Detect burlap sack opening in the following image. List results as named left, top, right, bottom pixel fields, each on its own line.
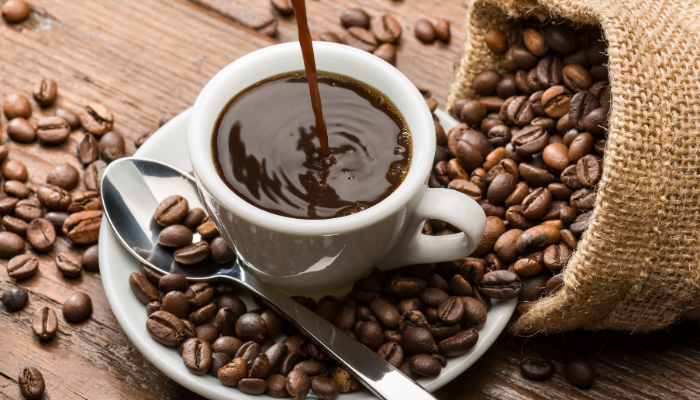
left=448, top=0, right=700, bottom=334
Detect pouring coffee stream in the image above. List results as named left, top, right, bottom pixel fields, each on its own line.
left=292, top=0, right=330, bottom=157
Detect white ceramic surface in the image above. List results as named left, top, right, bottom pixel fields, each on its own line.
left=100, top=108, right=518, bottom=400
left=188, top=42, right=486, bottom=294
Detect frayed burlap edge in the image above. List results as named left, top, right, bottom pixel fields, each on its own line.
left=449, top=0, right=700, bottom=335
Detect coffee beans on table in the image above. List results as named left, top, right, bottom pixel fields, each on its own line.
left=18, top=366, right=45, bottom=400
left=3, top=286, right=29, bottom=312
left=32, top=306, right=58, bottom=340
left=8, top=254, right=39, bottom=279
left=62, top=292, right=92, bottom=322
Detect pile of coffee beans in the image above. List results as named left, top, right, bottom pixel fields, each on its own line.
left=414, top=19, right=451, bottom=45
left=131, top=238, right=521, bottom=398
left=429, top=20, right=607, bottom=388
left=152, top=195, right=235, bottom=265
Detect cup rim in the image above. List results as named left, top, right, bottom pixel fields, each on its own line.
left=188, top=42, right=435, bottom=235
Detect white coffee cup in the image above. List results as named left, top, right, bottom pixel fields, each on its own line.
left=188, top=42, right=485, bottom=295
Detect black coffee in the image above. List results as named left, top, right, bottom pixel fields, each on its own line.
left=213, top=72, right=411, bottom=219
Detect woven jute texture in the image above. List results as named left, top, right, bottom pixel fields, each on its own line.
left=449, top=0, right=700, bottom=334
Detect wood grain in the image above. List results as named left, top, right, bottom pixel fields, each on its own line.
left=1, top=0, right=699, bottom=399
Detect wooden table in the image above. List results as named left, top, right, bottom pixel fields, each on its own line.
left=1, top=0, right=699, bottom=399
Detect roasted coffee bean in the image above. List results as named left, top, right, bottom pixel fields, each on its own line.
left=208, top=352, right=232, bottom=377
left=521, top=187, right=553, bottom=219
left=292, top=359, right=327, bottom=378
left=155, top=195, right=189, bottom=226
left=331, top=365, right=362, bottom=393
left=487, top=172, right=517, bottom=204
left=332, top=305, right=357, bottom=331
left=569, top=91, right=600, bottom=130
left=372, top=43, right=397, bottom=65
left=438, top=328, right=479, bottom=357
left=32, top=78, right=58, bottom=106
left=496, top=76, right=519, bottom=99
left=32, top=306, right=58, bottom=340
left=401, top=327, right=435, bottom=355
left=543, top=243, right=571, bottom=272
left=493, top=228, right=523, bottom=264
left=196, top=217, right=218, bottom=237
left=163, top=291, right=190, bottom=319
left=366, top=298, right=397, bottom=329
left=447, top=179, right=482, bottom=201
left=545, top=25, right=578, bottom=54
left=236, top=313, right=267, bottom=343
left=79, top=102, right=113, bottom=136
left=450, top=274, right=473, bottom=296
left=342, top=27, right=377, bottom=52
left=398, top=310, right=430, bottom=333
left=570, top=211, right=592, bottom=236
left=447, top=158, right=469, bottom=180
left=357, top=320, right=384, bottom=350
left=536, top=55, right=563, bottom=89
left=541, top=85, right=572, bottom=118
left=79, top=133, right=100, bottom=165
left=523, top=28, right=548, bottom=56
left=487, top=125, right=512, bottom=147
left=427, top=273, right=450, bottom=293
left=514, top=70, right=533, bottom=95
left=215, top=307, right=239, bottom=337
left=477, top=270, right=522, bottom=299
left=7, top=118, right=36, bottom=143
left=13, top=199, right=41, bottom=222
left=521, top=355, right=554, bottom=379
left=218, top=357, right=248, bottom=386
left=189, top=303, right=217, bottom=326
left=520, top=274, right=548, bottom=302
left=36, top=116, right=70, bottom=144
left=140, top=264, right=163, bottom=286
left=370, top=14, right=402, bottom=43
left=26, top=219, right=55, bottom=252
left=546, top=274, right=565, bottom=296
left=516, top=224, right=561, bottom=254
left=484, top=27, right=508, bottom=55
left=352, top=278, right=382, bottom=304
left=55, top=252, right=82, bottom=277
left=3, top=93, right=31, bottom=119
left=563, top=64, right=592, bottom=92
left=310, top=375, right=340, bottom=400
left=285, top=370, right=310, bottom=399
left=561, top=228, right=578, bottom=249
left=460, top=296, right=487, bottom=329
left=213, top=336, right=244, bottom=358
left=18, top=366, right=45, bottom=400
left=247, top=353, right=271, bottom=380
left=263, top=342, right=288, bottom=369
left=159, top=273, right=188, bottom=293
left=2, top=285, right=28, bottom=312
left=505, top=181, right=530, bottom=207
left=570, top=187, right=597, bottom=211
left=62, top=210, right=102, bottom=245
left=397, top=298, right=421, bottom=315
left=473, top=70, right=503, bottom=96
left=565, top=351, right=595, bottom=388
left=8, top=254, right=38, bottom=279
left=146, top=301, right=164, bottom=316
left=63, top=292, right=92, bottom=322
left=409, top=354, right=441, bottom=377
left=37, top=184, right=71, bottom=211
left=185, top=282, right=214, bottom=308
left=576, top=154, right=601, bottom=187
left=389, top=276, right=426, bottom=297
left=434, top=18, right=451, bottom=42
left=84, top=160, right=107, bottom=191
left=129, top=272, right=161, bottom=304
left=3, top=215, right=28, bottom=235
left=513, top=253, right=543, bottom=277
left=0, top=230, right=25, bottom=258
left=512, top=125, right=548, bottom=156
left=180, top=207, right=205, bottom=230
left=376, top=342, right=404, bottom=367
left=340, top=8, right=369, bottom=28
left=506, top=205, right=536, bottom=230
left=2, top=159, right=28, bottom=182
left=507, top=96, right=535, bottom=126
left=158, top=224, right=193, bottom=247
left=518, top=163, right=555, bottom=187
left=437, top=296, right=464, bottom=325
left=278, top=352, right=301, bottom=376
left=56, top=108, right=80, bottom=129
left=216, top=295, right=247, bottom=319
left=98, top=131, right=126, bottom=162
left=414, top=19, right=436, bottom=43
left=583, top=107, right=608, bottom=135
left=46, top=163, right=80, bottom=191
left=182, top=338, right=213, bottom=374
left=511, top=45, right=538, bottom=70
left=417, top=287, right=449, bottom=308
left=460, top=100, right=488, bottom=127
left=174, top=241, right=210, bottom=264
left=567, top=131, right=594, bottom=163
left=265, top=374, right=288, bottom=398
left=313, top=295, right=340, bottom=323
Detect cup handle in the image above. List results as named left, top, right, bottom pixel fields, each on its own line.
left=377, top=187, right=486, bottom=271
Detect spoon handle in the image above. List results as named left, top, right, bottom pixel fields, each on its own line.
left=220, top=261, right=437, bottom=400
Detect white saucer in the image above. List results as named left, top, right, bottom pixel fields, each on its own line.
left=99, top=108, right=517, bottom=400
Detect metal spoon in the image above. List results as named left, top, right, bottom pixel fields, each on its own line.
left=100, top=157, right=437, bottom=400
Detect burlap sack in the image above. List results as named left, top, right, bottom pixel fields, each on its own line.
left=448, top=0, right=700, bottom=334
